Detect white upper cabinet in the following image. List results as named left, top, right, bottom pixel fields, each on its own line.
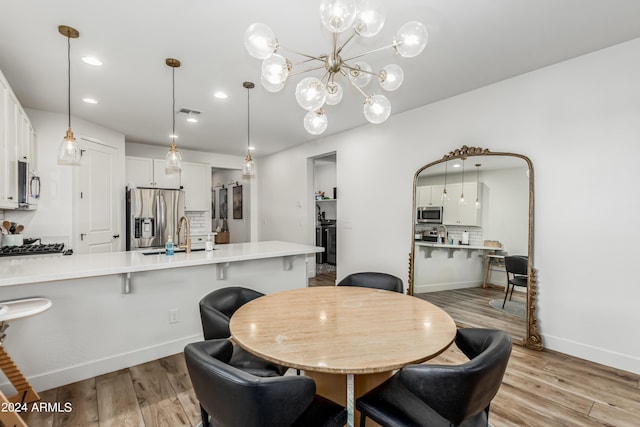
left=442, top=182, right=483, bottom=226
left=0, top=70, right=35, bottom=209
left=417, top=184, right=444, bottom=207
left=180, top=161, right=211, bottom=211
left=125, top=156, right=180, bottom=189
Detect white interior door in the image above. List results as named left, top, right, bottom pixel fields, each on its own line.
left=75, top=138, right=119, bottom=253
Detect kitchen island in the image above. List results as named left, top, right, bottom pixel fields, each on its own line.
left=414, top=240, right=500, bottom=293
left=0, top=241, right=322, bottom=393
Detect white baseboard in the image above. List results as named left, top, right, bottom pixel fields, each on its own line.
left=542, top=333, right=640, bottom=375
left=413, top=281, right=480, bottom=293
left=0, top=334, right=203, bottom=394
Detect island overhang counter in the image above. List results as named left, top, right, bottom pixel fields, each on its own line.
left=0, top=241, right=322, bottom=393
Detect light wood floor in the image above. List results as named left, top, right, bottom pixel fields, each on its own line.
left=416, top=287, right=527, bottom=343
left=19, top=273, right=640, bottom=426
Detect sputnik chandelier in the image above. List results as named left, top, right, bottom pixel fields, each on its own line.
left=244, top=0, right=428, bottom=135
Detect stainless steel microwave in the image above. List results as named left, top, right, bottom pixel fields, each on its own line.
left=18, top=160, right=40, bottom=210
left=417, top=206, right=443, bottom=224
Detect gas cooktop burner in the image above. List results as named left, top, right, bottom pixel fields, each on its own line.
left=0, top=243, right=69, bottom=257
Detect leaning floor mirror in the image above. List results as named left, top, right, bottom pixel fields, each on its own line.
left=409, top=145, right=542, bottom=350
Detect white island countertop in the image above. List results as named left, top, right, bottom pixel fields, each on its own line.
left=0, top=241, right=322, bottom=288
left=415, top=241, right=500, bottom=251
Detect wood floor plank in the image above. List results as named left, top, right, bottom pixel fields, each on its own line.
left=129, top=360, right=177, bottom=406
left=139, top=397, right=191, bottom=427
left=96, top=371, right=144, bottom=427
left=589, top=402, right=640, bottom=427
left=176, top=389, right=201, bottom=426
left=52, top=378, right=99, bottom=427
left=19, top=388, right=57, bottom=427
left=159, top=353, right=193, bottom=395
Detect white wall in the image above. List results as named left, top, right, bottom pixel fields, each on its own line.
left=258, top=38, right=640, bottom=374
left=4, top=110, right=126, bottom=249
left=211, top=168, right=251, bottom=243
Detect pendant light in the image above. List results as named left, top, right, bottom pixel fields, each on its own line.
left=57, top=25, right=81, bottom=165
left=475, top=163, right=481, bottom=209
left=165, top=58, right=182, bottom=172
left=459, top=159, right=466, bottom=205
left=441, top=161, right=449, bottom=202
left=242, top=81, right=255, bottom=176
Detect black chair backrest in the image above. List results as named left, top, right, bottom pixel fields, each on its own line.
left=504, top=255, right=528, bottom=276
left=184, top=339, right=316, bottom=427
left=199, top=287, right=264, bottom=340
left=399, top=328, right=512, bottom=425
left=336, top=272, right=404, bottom=293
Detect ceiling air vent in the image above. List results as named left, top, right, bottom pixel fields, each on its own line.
left=178, top=107, right=201, bottom=115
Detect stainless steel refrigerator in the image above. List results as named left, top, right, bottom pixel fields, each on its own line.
left=126, top=187, right=185, bottom=250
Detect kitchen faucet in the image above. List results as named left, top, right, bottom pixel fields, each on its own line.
left=436, top=224, right=448, bottom=244
left=177, top=216, right=191, bottom=253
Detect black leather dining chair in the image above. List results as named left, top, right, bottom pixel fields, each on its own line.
left=336, top=272, right=404, bottom=293
left=199, top=286, right=287, bottom=377
left=356, top=328, right=512, bottom=427
left=184, top=339, right=347, bottom=427
left=503, top=255, right=528, bottom=309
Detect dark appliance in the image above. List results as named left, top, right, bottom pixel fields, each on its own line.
left=18, top=160, right=40, bottom=210
left=416, top=206, right=443, bottom=224
left=326, top=225, right=336, bottom=265
left=126, top=187, right=185, bottom=250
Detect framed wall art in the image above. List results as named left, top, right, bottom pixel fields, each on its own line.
left=233, top=185, right=243, bottom=219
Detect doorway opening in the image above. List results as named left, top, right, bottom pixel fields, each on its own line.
left=313, top=153, right=337, bottom=277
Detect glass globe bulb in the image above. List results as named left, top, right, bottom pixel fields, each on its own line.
left=261, top=54, right=289, bottom=85
left=325, top=81, right=343, bottom=105
left=244, top=23, right=278, bottom=59
left=320, top=0, right=357, bottom=33
left=379, top=64, right=404, bottom=91
left=261, top=75, right=285, bottom=93
left=393, top=21, right=428, bottom=58
left=57, top=128, right=81, bottom=165
left=295, top=77, right=326, bottom=111
left=348, top=61, right=372, bottom=87
left=243, top=152, right=255, bottom=176
left=363, top=94, right=391, bottom=124
left=166, top=143, right=182, bottom=172
left=304, top=110, right=328, bottom=135
left=353, top=0, right=385, bottom=37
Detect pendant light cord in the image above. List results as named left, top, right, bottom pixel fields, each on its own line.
left=247, top=87, right=250, bottom=150
left=67, top=35, right=71, bottom=129
left=172, top=67, right=176, bottom=142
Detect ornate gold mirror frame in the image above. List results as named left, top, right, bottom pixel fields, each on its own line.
left=408, top=145, right=542, bottom=350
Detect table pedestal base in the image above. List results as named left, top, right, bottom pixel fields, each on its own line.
left=306, top=371, right=392, bottom=427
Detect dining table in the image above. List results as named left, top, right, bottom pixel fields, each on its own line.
left=230, top=286, right=457, bottom=427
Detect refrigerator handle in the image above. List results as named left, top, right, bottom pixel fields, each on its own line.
left=159, top=193, right=167, bottom=241
left=155, top=193, right=162, bottom=239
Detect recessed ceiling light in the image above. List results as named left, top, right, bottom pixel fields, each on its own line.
left=452, top=163, right=461, bottom=168
left=82, top=97, right=98, bottom=104
left=214, top=91, right=228, bottom=100
left=81, top=56, right=103, bottom=66
left=186, top=117, right=198, bottom=123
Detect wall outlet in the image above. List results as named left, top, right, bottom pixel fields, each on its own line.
left=168, top=308, right=179, bottom=324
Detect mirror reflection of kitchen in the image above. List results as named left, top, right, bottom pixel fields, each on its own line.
left=413, top=155, right=529, bottom=342
left=314, top=153, right=337, bottom=276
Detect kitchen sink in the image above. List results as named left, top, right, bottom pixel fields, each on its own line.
left=142, top=247, right=209, bottom=256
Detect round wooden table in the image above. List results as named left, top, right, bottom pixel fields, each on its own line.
left=230, top=286, right=456, bottom=426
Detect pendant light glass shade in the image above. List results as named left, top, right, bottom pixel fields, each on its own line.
left=166, top=142, right=182, bottom=172
left=57, top=26, right=81, bottom=165
left=459, top=159, right=466, bottom=205
left=243, top=82, right=256, bottom=176
left=165, top=58, right=182, bottom=172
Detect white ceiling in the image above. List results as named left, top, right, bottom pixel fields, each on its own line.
left=1, top=0, right=640, bottom=158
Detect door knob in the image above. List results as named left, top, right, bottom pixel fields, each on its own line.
left=113, top=234, right=120, bottom=239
